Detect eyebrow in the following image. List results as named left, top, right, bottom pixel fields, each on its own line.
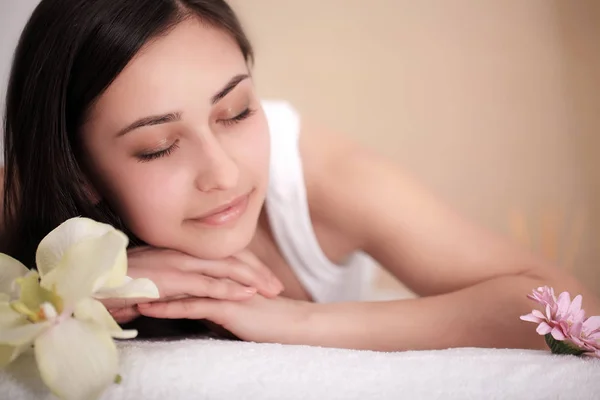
left=116, top=112, right=181, bottom=137
left=116, top=74, right=250, bottom=137
left=211, top=73, right=250, bottom=105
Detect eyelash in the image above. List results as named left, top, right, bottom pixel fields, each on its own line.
left=137, top=140, right=180, bottom=163
left=136, top=108, right=256, bottom=162
left=218, top=107, right=256, bottom=126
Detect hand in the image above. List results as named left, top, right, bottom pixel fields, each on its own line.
left=103, top=247, right=284, bottom=324
left=137, top=294, right=313, bottom=345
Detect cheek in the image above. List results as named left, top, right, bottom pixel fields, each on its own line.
left=103, top=165, right=189, bottom=238
left=231, top=111, right=271, bottom=186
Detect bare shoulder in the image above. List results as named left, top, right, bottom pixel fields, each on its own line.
left=298, top=121, right=369, bottom=261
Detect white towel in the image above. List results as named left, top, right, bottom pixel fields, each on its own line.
left=1, top=338, right=598, bottom=400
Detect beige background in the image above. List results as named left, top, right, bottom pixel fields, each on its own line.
left=227, top=0, right=600, bottom=298
left=0, top=1, right=598, bottom=297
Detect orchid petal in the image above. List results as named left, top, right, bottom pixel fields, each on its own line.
left=40, top=230, right=128, bottom=305
left=102, top=248, right=129, bottom=289
left=0, top=302, right=27, bottom=328
left=0, top=254, right=29, bottom=295
left=74, top=298, right=137, bottom=339
left=35, top=318, right=119, bottom=400
left=0, top=304, right=35, bottom=368
left=0, top=321, right=50, bottom=346
left=94, top=277, right=159, bottom=300
left=36, top=218, right=117, bottom=277
left=14, top=271, right=63, bottom=317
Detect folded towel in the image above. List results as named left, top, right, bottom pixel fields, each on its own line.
left=1, top=338, right=598, bottom=400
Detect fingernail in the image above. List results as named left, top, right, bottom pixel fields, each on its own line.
left=244, top=287, right=257, bottom=295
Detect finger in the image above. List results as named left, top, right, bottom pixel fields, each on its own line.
left=175, top=257, right=279, bottom=298
left=206, top=259, right=281, bottom=298
left=160, top=272, right=257, bottom=301
left=233, top=252, right=284, bottom=295
left=130, top=248, right=283, bottom=298
left=100, top=298, right=142, bottom=310
left=137, top=298, right=226, bottom=325
left=181, top=259, right=257, bottom=287
left=109, top=307, right=140, bottom=324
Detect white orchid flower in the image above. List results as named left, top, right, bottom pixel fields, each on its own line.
left=0, top=217, right=159, bottom=400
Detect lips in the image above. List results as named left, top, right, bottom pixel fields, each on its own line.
left=191, top=191, right=252, bottom=227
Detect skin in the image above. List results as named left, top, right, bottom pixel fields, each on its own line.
left=9, top=18, right=600, bottom=351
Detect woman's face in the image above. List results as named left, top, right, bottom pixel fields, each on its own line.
left=81, top=19, right=270, bottom=260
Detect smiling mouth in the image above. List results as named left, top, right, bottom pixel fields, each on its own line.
left=190, top=191, right=253, bottom=227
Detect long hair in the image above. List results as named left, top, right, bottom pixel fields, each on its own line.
left=2, top=0, right=253, bottom=268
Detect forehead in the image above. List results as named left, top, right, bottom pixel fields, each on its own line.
left=88, top=19, right=248, bottom=125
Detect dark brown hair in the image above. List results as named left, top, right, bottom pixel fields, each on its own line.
left=3, top=0, right=253, bottom=268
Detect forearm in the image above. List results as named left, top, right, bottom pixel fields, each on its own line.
left=297, top=273, right=600, bottom=352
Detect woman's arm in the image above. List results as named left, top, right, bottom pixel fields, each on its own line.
left=297, top=123, right=600, bottom=351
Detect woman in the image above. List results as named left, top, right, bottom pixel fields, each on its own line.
left=2, top=0, right=597, bottom=351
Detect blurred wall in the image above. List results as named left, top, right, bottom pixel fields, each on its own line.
left=0, top=1, right=598, bottom=296
left=228, top=0, right=600, bottom=297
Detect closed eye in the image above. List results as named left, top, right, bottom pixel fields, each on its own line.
left=218, top=107, right=255, bottom=126
left=137, top=140, right=180, bottom=163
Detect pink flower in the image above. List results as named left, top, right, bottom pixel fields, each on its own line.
left=520, top=286, right=600, bottom=357
left=527, top=286, right=556, bottom=308
left=569, top=316, right=600, bottom=358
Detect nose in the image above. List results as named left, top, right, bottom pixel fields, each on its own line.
left=194, top=135, right=240, bottom=193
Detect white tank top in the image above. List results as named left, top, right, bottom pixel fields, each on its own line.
left=262, top=100, right=375, bottom=303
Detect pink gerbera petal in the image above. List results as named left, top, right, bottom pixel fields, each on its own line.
left=545, top=304, right=553, bottom=320
left=556, top=292, right=571, bottom=316
left=568, top=295, right=583, bottom=315
left=536, top=322, right=552, bottom=335
left=551, top=326, right=566, bottom=340
left=584, top=316, right=600, bottom=334
left=572, top=309, right=586, bottom=325
left=520, top=313, right=543, bottom=323
left=570, top=321, right=583, bottom=337
left=585, top=349, right=600, bottom=358
left=527, top=286, right=556, bottom=307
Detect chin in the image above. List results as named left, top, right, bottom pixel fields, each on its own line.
left=186, top=234, right=252, bottom=260
left=179, top=211, right=261, bottom=260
